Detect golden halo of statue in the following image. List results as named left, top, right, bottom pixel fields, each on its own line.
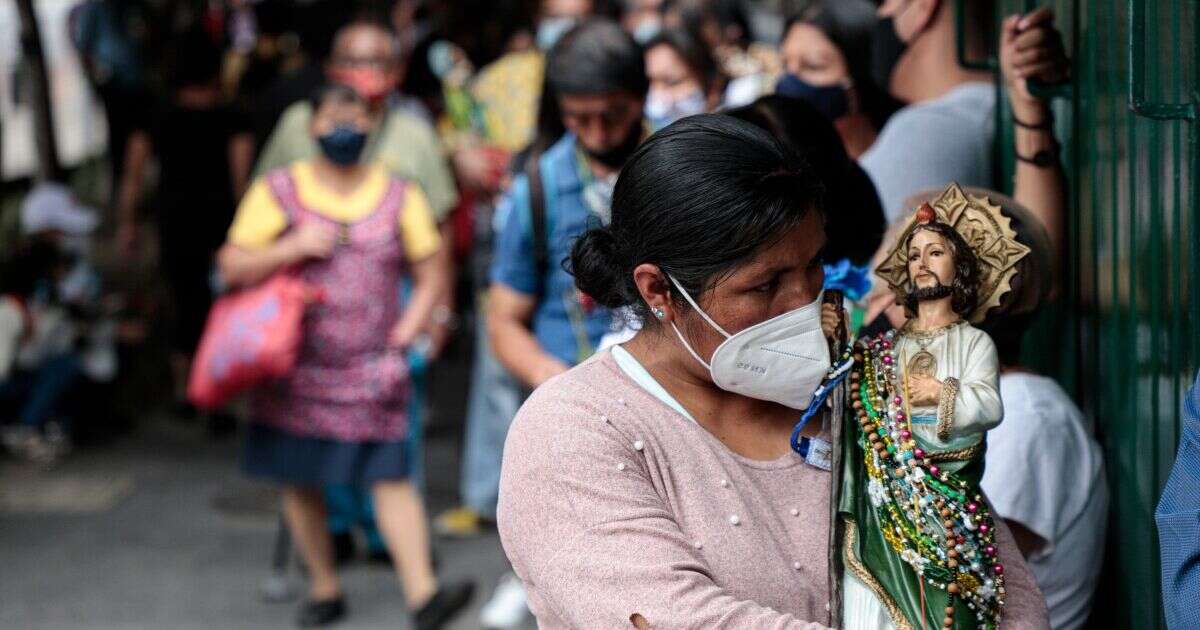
left=875, top=183, right=1032, bottom=323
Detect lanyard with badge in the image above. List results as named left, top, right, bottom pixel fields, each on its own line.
left=791, top=290, right=853, bottom=471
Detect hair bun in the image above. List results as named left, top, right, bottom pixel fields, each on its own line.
left=570, top=228, right=631, bottom=309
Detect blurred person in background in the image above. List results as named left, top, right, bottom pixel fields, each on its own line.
left=0, top=184, right=114, bottom=464
left=980, top=12, right=1096, bottom=630
left=776, top=1, right=899, bottom=159
left=479, top=18, right=648, bottom=628
left=622, top=0, right=666, bottom=44
left=217, top=84, right=470, bottom=628
left=665, top=0, right=780, bottom=107
left=0, top=239, right=78, bottom=465
left=643, top=27, right=723, bottom=131
left=488, top=16, right=644, bottom=399
left=255, top=20, right=458, bottom=305
left=724, top=95, right=885, bottom=267
left=115, top=29, right=254, bottom=434
left=255, top=15, right=458, bottom=353
left=860, top=0, right=1066, bottom=223
left=248, top=0, right=348, bottom=152
left=251, top=16, right=460, bottom=565
left=435, top=0, right=599, bottom=542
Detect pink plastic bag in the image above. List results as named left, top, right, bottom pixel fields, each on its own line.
left=187, top=274, right=318, bottom=409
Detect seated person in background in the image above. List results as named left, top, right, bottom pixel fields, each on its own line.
left=0, top=184, right=110, bottom=463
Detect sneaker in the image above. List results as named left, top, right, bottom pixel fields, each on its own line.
left=480, top=573, right=528, bottom=629
left=434, top=506, right=494, bottom=538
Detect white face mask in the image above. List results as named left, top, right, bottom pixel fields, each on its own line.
left=668, top=275, right=831, bottom=410
left=645, top=89, right=707, bottom=130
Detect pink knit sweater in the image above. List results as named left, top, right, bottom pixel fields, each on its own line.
left=498, top=351, right=1049, bottom=629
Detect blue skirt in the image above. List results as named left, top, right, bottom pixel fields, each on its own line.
left=241, top=423, right=411, bottom=486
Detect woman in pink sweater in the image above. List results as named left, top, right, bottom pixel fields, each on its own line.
left=496, top=115, right=1048, bottom=629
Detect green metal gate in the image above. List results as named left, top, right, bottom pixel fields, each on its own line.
left=973, top=1, right=1198, bottom=627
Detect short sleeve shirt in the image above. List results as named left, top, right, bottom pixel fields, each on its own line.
left=859, top=82, right=996, bottom=223
left=253, top=101, right=459, bottom=222
left=982, top=372, right=1108, bottom=630
left=489, top=133, right=611, bottom=366
left=227, top=161, right=441, bottom=262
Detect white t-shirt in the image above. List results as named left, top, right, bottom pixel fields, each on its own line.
left=982, top=372, right=1108, bottom=630
left=859, top=82, right=996, bottom=223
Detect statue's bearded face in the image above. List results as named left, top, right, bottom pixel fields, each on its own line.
left=906, top=228, right=956, bottom=302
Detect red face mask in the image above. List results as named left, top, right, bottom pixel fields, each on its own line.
left=329, top=67, right=398, bottom=104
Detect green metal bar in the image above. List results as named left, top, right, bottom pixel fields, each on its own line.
left=1106, top=2, right=1130, bottom=624
left=1146, top=0, right=1162, bottom=530
left=1168, top=2, right=1184, bottom=473
left=1128, top=0, right=1199, bottom=121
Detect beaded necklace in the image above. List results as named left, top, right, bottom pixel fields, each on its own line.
left=850, top=329, right=1005, bottom=629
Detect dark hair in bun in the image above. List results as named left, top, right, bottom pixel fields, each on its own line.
left=570, top=114, right=824, bottom=323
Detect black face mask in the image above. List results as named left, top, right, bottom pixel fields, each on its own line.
left=317, top=125, right=367, bottom=166
left=582, top=124, right=643, bottom=169
left=870, top=16, right=908, bottom=96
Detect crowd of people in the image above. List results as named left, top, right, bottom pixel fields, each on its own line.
left=4, top=0, right=1195, bottom=628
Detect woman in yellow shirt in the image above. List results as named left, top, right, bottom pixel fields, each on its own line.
left=217, top=84, right=470, bottom=628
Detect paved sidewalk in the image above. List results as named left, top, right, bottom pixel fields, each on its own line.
left=0, top=417, right=527, bottom=629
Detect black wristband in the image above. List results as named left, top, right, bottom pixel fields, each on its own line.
left=1012, top=112, right=1054, bottom=130
left=1015, top=146, right=1059, bottom=167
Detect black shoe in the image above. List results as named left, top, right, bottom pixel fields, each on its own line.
left=297, top=596, right=346, bottom=627
left=414, top=582, right=474, bottom=630
left=332, top=532, right=356, bottom=566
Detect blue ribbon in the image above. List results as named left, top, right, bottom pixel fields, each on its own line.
left=790, top=362, right=853, bottom=454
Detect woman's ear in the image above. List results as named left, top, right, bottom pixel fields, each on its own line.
left=632, top=263, right=672, bottom=322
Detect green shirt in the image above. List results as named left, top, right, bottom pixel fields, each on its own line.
left=253, top=102, right=459, bottom=222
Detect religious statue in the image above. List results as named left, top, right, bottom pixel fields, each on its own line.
left=836, top=183, right=1031, bottom=630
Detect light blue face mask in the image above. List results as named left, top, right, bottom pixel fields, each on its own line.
left=632, top=19, right=662, bottom=45
left=537, top=16, right=579, bottom=50
left=644, top=89, right=707, bottom=130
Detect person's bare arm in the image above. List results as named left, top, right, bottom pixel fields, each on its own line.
left=116, top=130, right=153, bottom=253
left=487, top=283, right=569, bottom=389
left=418, top=221, right=457, bottom=359
left=1001, top=8, right=1069, bottom=299
left=389, top=247, right=451, bottom=350
left=216, top=223, right=335, bottom=288
left=227, top=132, right=255, bottom=200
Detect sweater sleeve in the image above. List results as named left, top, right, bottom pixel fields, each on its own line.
left=497, top=381, right=831, bottom=630
left=988, top=497, right=1051, bottom=630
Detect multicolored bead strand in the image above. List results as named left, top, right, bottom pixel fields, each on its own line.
left=850, top=331, right=1005, bottom=629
